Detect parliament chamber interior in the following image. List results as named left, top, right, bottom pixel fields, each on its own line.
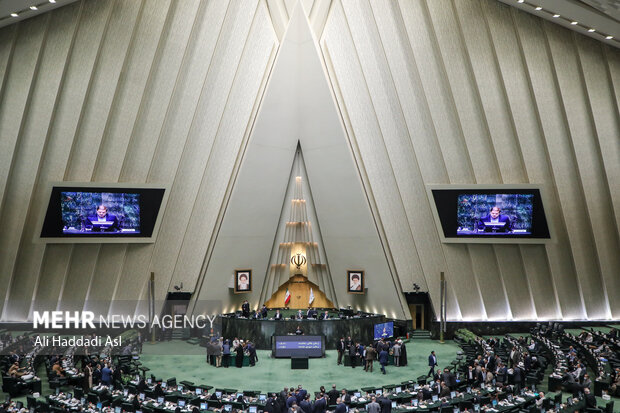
left=0, top=0, right=618, bottom=412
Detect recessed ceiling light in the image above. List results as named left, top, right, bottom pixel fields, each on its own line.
left=588, top=28, right=595, bottom=32
left=606, top=35, right=613, bottom=40
left=30, top=5, right=38, bottom=10
left=10, top=12, right=18, bottom=17
left=517, top=0, right=524, bottom=3
left=49, top=0, right=56, bottom=3
left=535, top=6, right=542, bottom=10
left=553, top=14, right=560, bottom=18
left=571, top=21, right=578, bottom=25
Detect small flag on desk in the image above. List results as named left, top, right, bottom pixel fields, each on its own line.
left=309, top=288, right=315, bottom=305
left=284, top=288, right=291, bottom=306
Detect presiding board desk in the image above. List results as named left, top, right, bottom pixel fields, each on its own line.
left=221, top=314, right=385, bottom=350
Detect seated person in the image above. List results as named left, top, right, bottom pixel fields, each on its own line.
left=274, top=309, right=283, bottom=320
left=8, top=362, right=25, bottom=378
left=306, top=308, right=317, bottom=319
left=320, top=311, right=330, bottom=320
left=296, top=310, right=303, bottom=320
left=85, top=205, right=120, bottom=232
left=295, top=325, right=303, bottom=336
left=477, top=206, right=512, bottom=233
left=52, top=361, right=65, bottom=377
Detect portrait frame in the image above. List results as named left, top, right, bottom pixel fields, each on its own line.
left=347, top=270, right=364, bottom=294
left=234, top=270, right=252, bottom=293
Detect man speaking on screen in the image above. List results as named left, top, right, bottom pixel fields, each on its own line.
left=86, top=205, right=120, bottom=232
left=477, top=206, right=512, bottom=233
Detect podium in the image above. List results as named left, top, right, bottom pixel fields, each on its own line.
left=291, top=357, right=308, bottom=369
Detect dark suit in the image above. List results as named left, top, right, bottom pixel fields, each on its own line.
left=428, top=354, right=438, bottom=376
left=313, top=398, right=326, bottom=413
left=477, top=214, right=511, bottom=232
left=300, top=400, right=312, bottom=413
left=379, top=350, right=388, bottom=374
left=241, top=302, right=250, bottom=318
left=334, top=403, right=346, bottom=413
left=86, top=213, right=120, bottom=232
left=274, top=312, right=283, bottom=320
left=377, top=397, right=392, bottom=413
left=327, top=390, right=339, bottom=406
left=337, top=340, right=345, bottom=365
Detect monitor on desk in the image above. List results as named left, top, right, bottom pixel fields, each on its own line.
left=139, top=393, right=145, bottom=401
left=178, top=385, right=184, bottom=392
left=474, top=404, right=480, bottom=412
left=249, top=406, right=258, bottom=413
left=124, top=389, right=129, bottom=396
left=147, top=378, right=152, bottom=384
left=224, top=404, right=232, bottom=412
left=161, top=382, right=167, bottom=389
left=96, top=402, right=102, bottom=409
left=201, top=402, right=208, bottom=410
left=15, top=402, right=23, bottom=410
left=196, top=388, right=203, bottom=395
left=259, top=394, right=267, bottom=402
left=450, top=391, right=456, bottom=399
left=216, top=391, right=222, bottom=398
left=157, top=396, right=164, bottom=404
left=178, top=399, right=186, bottom=407
left=375, top=390, right=382, bottom=395
left=237, top=392, right=243, bottom=398
left=67, top=393, right=72, bottom=400
left=391, top=401, right=397, bottom=408
left=80, top=397, right=85, bottom=405
left=395, top=387, right=401, bottom=393
left=354, top=392, right=361, bottom=398
left=114, top=407, right=121, bottom=413
left=411, top=399, right=418, bottom=407
left=432, top=395, right=438, bottom=402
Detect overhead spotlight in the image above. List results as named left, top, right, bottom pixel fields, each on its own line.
left=553, top=14, right=560, bottom=18
left=571, top=21, right=578, bottom=25
left=588, top=28, right=595, bottom=32
left=535, top=6, right=542, bottom=10
left=10, top=12, right=18, bottom=17
left=49, top=0, right=56, bottom=3
left=606, top=35, right=614, bottom=40
left=30, top=5, right=38, bottom=10
left=517, top=0, right=524, bottom=3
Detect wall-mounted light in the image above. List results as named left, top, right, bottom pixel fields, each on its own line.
left=290, top=253, right=306, bottom=269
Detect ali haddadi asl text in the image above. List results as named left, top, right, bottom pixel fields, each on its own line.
left=34, top=335, right=121, bottom=348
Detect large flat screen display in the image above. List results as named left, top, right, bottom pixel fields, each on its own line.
left=273, top=335, right=324, bottom=358
left=429, top=185, right=550, bottom=243
left=374, top=321, right=394, bottom=340
left=40, top=184, right=167, bottom=243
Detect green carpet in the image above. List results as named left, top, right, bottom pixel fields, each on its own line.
left=139, top=340, right=460, bottom=393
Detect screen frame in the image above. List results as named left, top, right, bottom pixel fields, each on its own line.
left=272, top=335, right=325, bottom=358
left=426, top=184, right=553, bottom=244
left=36, top=182, right=170, bottom=244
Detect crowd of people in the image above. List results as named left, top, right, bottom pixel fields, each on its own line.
left=335, top=337, right=406, bottom=375
left=205, top=338, right=258, bottom=368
